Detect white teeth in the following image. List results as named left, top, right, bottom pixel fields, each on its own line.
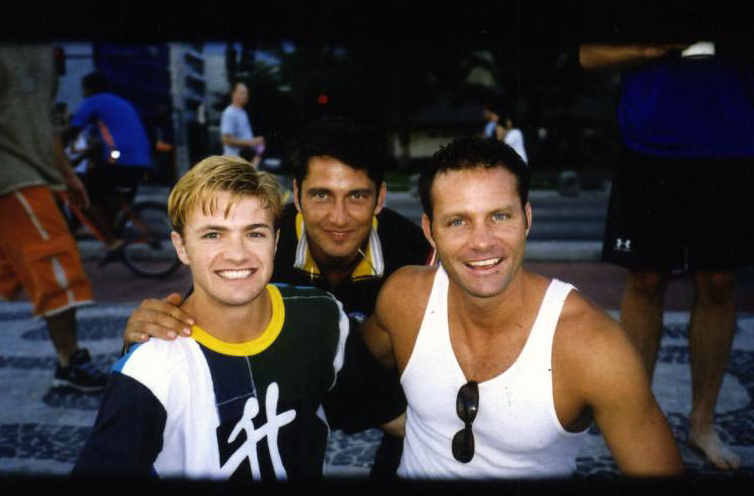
left=218, top=269, right=252, bottom=279
left=467, top=258, right=501, bottom=267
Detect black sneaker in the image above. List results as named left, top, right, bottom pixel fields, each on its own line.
left=52, top=348, right=108, bottom=393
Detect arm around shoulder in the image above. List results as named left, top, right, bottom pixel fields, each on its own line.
left=579, top=43, right=688, bottom=71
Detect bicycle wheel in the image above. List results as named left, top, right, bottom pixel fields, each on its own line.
left=117, top=201, right=182, bottom=278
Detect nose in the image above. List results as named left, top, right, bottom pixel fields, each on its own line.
left=223, top=233, right=251, bottom=263
left=327, top=198, right=349, bottom=227
left=468, top=221, right=493, bottom=250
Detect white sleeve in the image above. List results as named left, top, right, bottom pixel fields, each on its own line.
left=504, top=129, right=528, bottom=163
left=329, top=296, right=350, bottom=389
left=220, top=108, right=234, bottom=136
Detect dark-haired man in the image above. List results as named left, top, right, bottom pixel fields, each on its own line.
left=123, top=116, right=433, bottom=478
left=361, top=136, right=682, bottom=478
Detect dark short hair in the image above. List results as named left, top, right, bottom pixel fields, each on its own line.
left=419, top=136, right=530, bottom=221
left=289, top=116, right=386, bottom=192
left=82, top=71, right=109, bottom=94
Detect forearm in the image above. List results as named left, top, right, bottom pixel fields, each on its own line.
left=53, top=135, right=77, bottom=181
left=222, top=134, right=253, bottom=147
left=602, top=401, right=683, bottom=476
left=579, top=43, right=685, bottom=71
left=380, top=412, right=406, bottom=437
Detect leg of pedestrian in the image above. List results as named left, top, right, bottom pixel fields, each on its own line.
left=688, top=271, right=741, bottom=470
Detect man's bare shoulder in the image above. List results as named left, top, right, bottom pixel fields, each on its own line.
left=376, top=265, right=437, bottom=322
left=386, top=264, right=437, bottom=290
left=555, top=287, right=637, bottom=378
left=560, top=289, right=620, bottom=337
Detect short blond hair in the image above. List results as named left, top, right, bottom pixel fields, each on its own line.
left=168, top=155, right=282, bottom=235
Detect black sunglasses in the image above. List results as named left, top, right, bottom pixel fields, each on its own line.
left=452, top=381, right=479, bottom=463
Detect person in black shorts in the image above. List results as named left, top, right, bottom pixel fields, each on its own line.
left=581, top=42, right=754, bottom=470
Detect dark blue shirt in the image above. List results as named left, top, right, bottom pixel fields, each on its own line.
left=618, top=57, right=754, bottom=158
left=71, top=93, right=152, bottom=167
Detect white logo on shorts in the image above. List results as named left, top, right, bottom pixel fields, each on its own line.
left=614, top=238, right=632, bottom=253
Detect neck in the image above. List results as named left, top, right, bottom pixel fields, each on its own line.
left=182, top=287, right=272, bottom=343
left=309, top=242, right=366, bottom=289
left=448, top=269, right=528, bottom=335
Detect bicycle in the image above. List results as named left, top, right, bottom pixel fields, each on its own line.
left=62, top=185, right=182, bottom=279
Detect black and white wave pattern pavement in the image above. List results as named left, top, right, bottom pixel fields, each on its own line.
left=1, top=302, right=752, bottom=478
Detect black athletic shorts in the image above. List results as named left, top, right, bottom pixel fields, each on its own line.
left=601, top=148, right=754, bottom=272
left=81, top=162, right=150, bottom=205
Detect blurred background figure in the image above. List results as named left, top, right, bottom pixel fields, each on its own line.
left=220, top=81, right=265, bottom=168
left=483, top=100, right=528, bottom=164
left=580, top=40, right=754, bottom=470
left=62, top=71, right=153, bottom=263
left=0, top=44, right=107, bottom=393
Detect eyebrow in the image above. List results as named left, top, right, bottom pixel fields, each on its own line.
left=196, top=223, right=272, bottom=232
left=348, top=188, right=374, bottom=196
left=306, top=187, right=374, bottom=196
left=440, top=205, right=518, bottom=220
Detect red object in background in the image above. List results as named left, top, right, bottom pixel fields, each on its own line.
left=317, top=94, right=329, bottom=105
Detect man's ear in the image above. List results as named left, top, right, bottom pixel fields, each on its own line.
left=525, top=201, right=532, bottom=236
left=292, top=179, right=302, bottom=213
left=374, top=182, right=387, bottom=216
left=171, top=231, right=190, bottom=265
left=274, top=228, right=280, bottom=253
left=421, top=214, right=436, bottom=250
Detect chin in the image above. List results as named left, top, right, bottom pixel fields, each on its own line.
left=453, top=273, right=513, bottom=299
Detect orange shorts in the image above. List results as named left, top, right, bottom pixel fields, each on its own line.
left=0, top=186, right=93, bottom=317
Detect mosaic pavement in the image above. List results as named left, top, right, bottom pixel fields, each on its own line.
left=1, top=302, right=752, bottom=478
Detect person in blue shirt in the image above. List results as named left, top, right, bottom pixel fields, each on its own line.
left=63, top=71, right=153, bottom=259
left=581, top=42, right=754, bottom=470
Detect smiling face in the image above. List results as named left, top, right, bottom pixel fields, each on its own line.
left=172, top=191, right=278, bottom=310
left=422, top=166, right=531, bottom=300
left=293, top=156, right=386, bottom=268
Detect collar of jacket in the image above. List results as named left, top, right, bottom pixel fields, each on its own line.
left=293, top=212, right=385, bottom=282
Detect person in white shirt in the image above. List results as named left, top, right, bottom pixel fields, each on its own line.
left=483, top=103, right=528, bottom=164
left=220, top=81, right=265, bottom=167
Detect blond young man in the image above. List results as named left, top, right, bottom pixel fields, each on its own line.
left=74, top=156, right=348, bottom=480
left=122, top=117, right=433, bottom=478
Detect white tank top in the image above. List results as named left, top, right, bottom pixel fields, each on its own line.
left=398, top=266, right=587, bottom=479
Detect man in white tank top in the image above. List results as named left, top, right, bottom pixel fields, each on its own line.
left=361, top=137, right=683, bottom=478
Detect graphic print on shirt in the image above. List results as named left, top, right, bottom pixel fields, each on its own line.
left=218, top=382, right=296, bottom=480
left=200, top=339, right=303, bottom=482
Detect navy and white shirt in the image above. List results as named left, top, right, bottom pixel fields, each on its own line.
left=74, top=284, right=348, bottom=481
